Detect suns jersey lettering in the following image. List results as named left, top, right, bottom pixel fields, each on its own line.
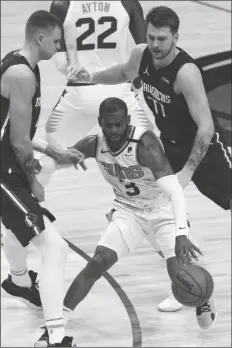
left=64, top=1, right=132, bottom=72
left=95, top=126, right=169, bottom=209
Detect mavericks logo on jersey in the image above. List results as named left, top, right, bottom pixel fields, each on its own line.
left=99, top=162, right=144, bottom=180
left=142, top=81, right=170, bottom=104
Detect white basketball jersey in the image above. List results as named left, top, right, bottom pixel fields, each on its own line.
left=95, top=127, right=170, bottom=209
left=65, top=1, right=133, bottom=72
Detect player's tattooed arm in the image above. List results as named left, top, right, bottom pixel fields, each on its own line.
left=185, top=133, right=211, bottom=172
left=71, top=135, right=98, bottom=159
left=176, top=63, right=214, bottom=185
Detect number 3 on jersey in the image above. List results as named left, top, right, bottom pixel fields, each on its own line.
left=76, top=16, right=117, bottom=50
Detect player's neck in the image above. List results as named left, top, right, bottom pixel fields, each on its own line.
left=152, top=47, right=179, bottom=70
left=19, top=43, right=40, bottom=69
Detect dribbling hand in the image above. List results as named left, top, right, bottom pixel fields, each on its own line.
left=175, top=235, right=203, bottom=265
left=67, top=66, right=92, bottom=83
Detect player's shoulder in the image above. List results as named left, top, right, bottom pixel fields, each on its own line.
left=139, top=130, right=161, bottom=148
left=3, top=64, right=35, bottom=82
left=131, top=43, right=147, bottom=58
left=121, top=0, right=143, bottom=17
left=128, top=44, right=148, bottom=68
left=3, top=64, right=36, bottom=96
left=176, top=62, right=203, bottom=87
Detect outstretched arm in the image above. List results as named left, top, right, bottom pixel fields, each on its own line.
left=72, top=44, right=147, bottom=85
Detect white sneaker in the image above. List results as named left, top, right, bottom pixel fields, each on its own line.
left=196, top=295, right=217, bottom=329
left=158, top=292, right=183, bottom=312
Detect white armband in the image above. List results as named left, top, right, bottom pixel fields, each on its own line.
left=156, top=175, right=189, bottom=237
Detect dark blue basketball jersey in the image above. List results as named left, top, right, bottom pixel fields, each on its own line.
left=1, top=50, right=41, bottom=175
left=138, top=46, right=217, bottom=144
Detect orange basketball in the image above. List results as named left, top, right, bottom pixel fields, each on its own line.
left=172, top=265, right=214, bottom=307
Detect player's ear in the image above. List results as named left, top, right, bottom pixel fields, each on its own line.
left=127, top=114, right=131, bottom=125
left=98, top=116, right=102, bottom=127
left=174, top=32, right=179, bottom=44
left=36, top=33, right=44, bottom=46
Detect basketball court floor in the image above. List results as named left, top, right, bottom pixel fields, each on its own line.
left=1, top=1, right=231, bottom=347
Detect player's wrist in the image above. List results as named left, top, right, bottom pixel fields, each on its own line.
left=175, top=226, right=189, bottom=237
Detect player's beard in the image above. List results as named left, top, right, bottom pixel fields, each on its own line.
left=152, top=41, right=175, bottom=60
left=104, top=125, right=130, bottom=150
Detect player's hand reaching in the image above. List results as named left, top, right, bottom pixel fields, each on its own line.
left=67, top=66, right=92, bottom=83
left=56, top=148, right=87, bottom=171
left=25, top=158, right=42, bottom=175
left=66, top=63, right=79, bottom=80
left=175, top=235, right=203, bottom=265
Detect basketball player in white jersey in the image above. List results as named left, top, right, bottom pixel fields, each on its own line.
left=56, top=97, right=214, bottom=333
left=46, top=0, right=152, bottom=147
left=44, top=0, right=185, bottom=314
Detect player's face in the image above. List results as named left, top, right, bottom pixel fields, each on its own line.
left=100, top=110, right=130, bottom=146
left=38, top=26, right=61, bottom=60
left=146, top=24, right=178, bottom=60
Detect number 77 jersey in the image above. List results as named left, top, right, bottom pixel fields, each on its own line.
left=65, top=1, right=134, bottom=72
left=96, top=127, right=169, bottom=209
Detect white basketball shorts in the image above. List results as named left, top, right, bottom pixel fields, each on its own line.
left=98, top=201, right=193, bottom=260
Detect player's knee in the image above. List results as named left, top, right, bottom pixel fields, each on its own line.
left=32, top=218, right=69, bottom=262
left=85, top=247, right=116, bottom=279
left=85, top=254, right=106, bottom=279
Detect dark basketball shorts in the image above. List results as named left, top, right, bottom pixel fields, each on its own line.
left=1, top=174, right=56, bottom=246
left=161, top=131, right=232, bottom=210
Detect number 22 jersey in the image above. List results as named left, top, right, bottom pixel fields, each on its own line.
left=95, top=126, right=169, bottom=209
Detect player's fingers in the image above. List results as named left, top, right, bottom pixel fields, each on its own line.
left=192, top=243, right=203, bottom=256
left=189, top=247, right=199, bottom=261
left=79, top=159, right=87, bottom=171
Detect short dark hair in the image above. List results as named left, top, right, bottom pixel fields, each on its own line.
left=146, top=6, right=180, bottom=34
left=99, top=97, right=128, bottom=119
left=25, top=10, right=62, bottom=38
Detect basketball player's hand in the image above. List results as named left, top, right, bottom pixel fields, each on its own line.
left=68, top=66, right=92, bottom=83
left=177, top=168, right=193, bottom=189
left=57, top=148, right=87, bottom=171
left=31, top=178, right=45, bottom=202
left=175, top=235, right=203, bottom=265
left=66, top=63, right=79, bottom=80
left=25, top=158, right=42, bottom=175
left=132, top=76, right=142, bottom=90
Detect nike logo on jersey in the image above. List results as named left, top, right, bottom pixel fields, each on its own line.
left=143, top=66, right=149, bottom=76
left=101, top=149, right=110, bottom=154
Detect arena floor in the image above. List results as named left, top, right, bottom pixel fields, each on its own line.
left=1, top=1, right=231, bottom=347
